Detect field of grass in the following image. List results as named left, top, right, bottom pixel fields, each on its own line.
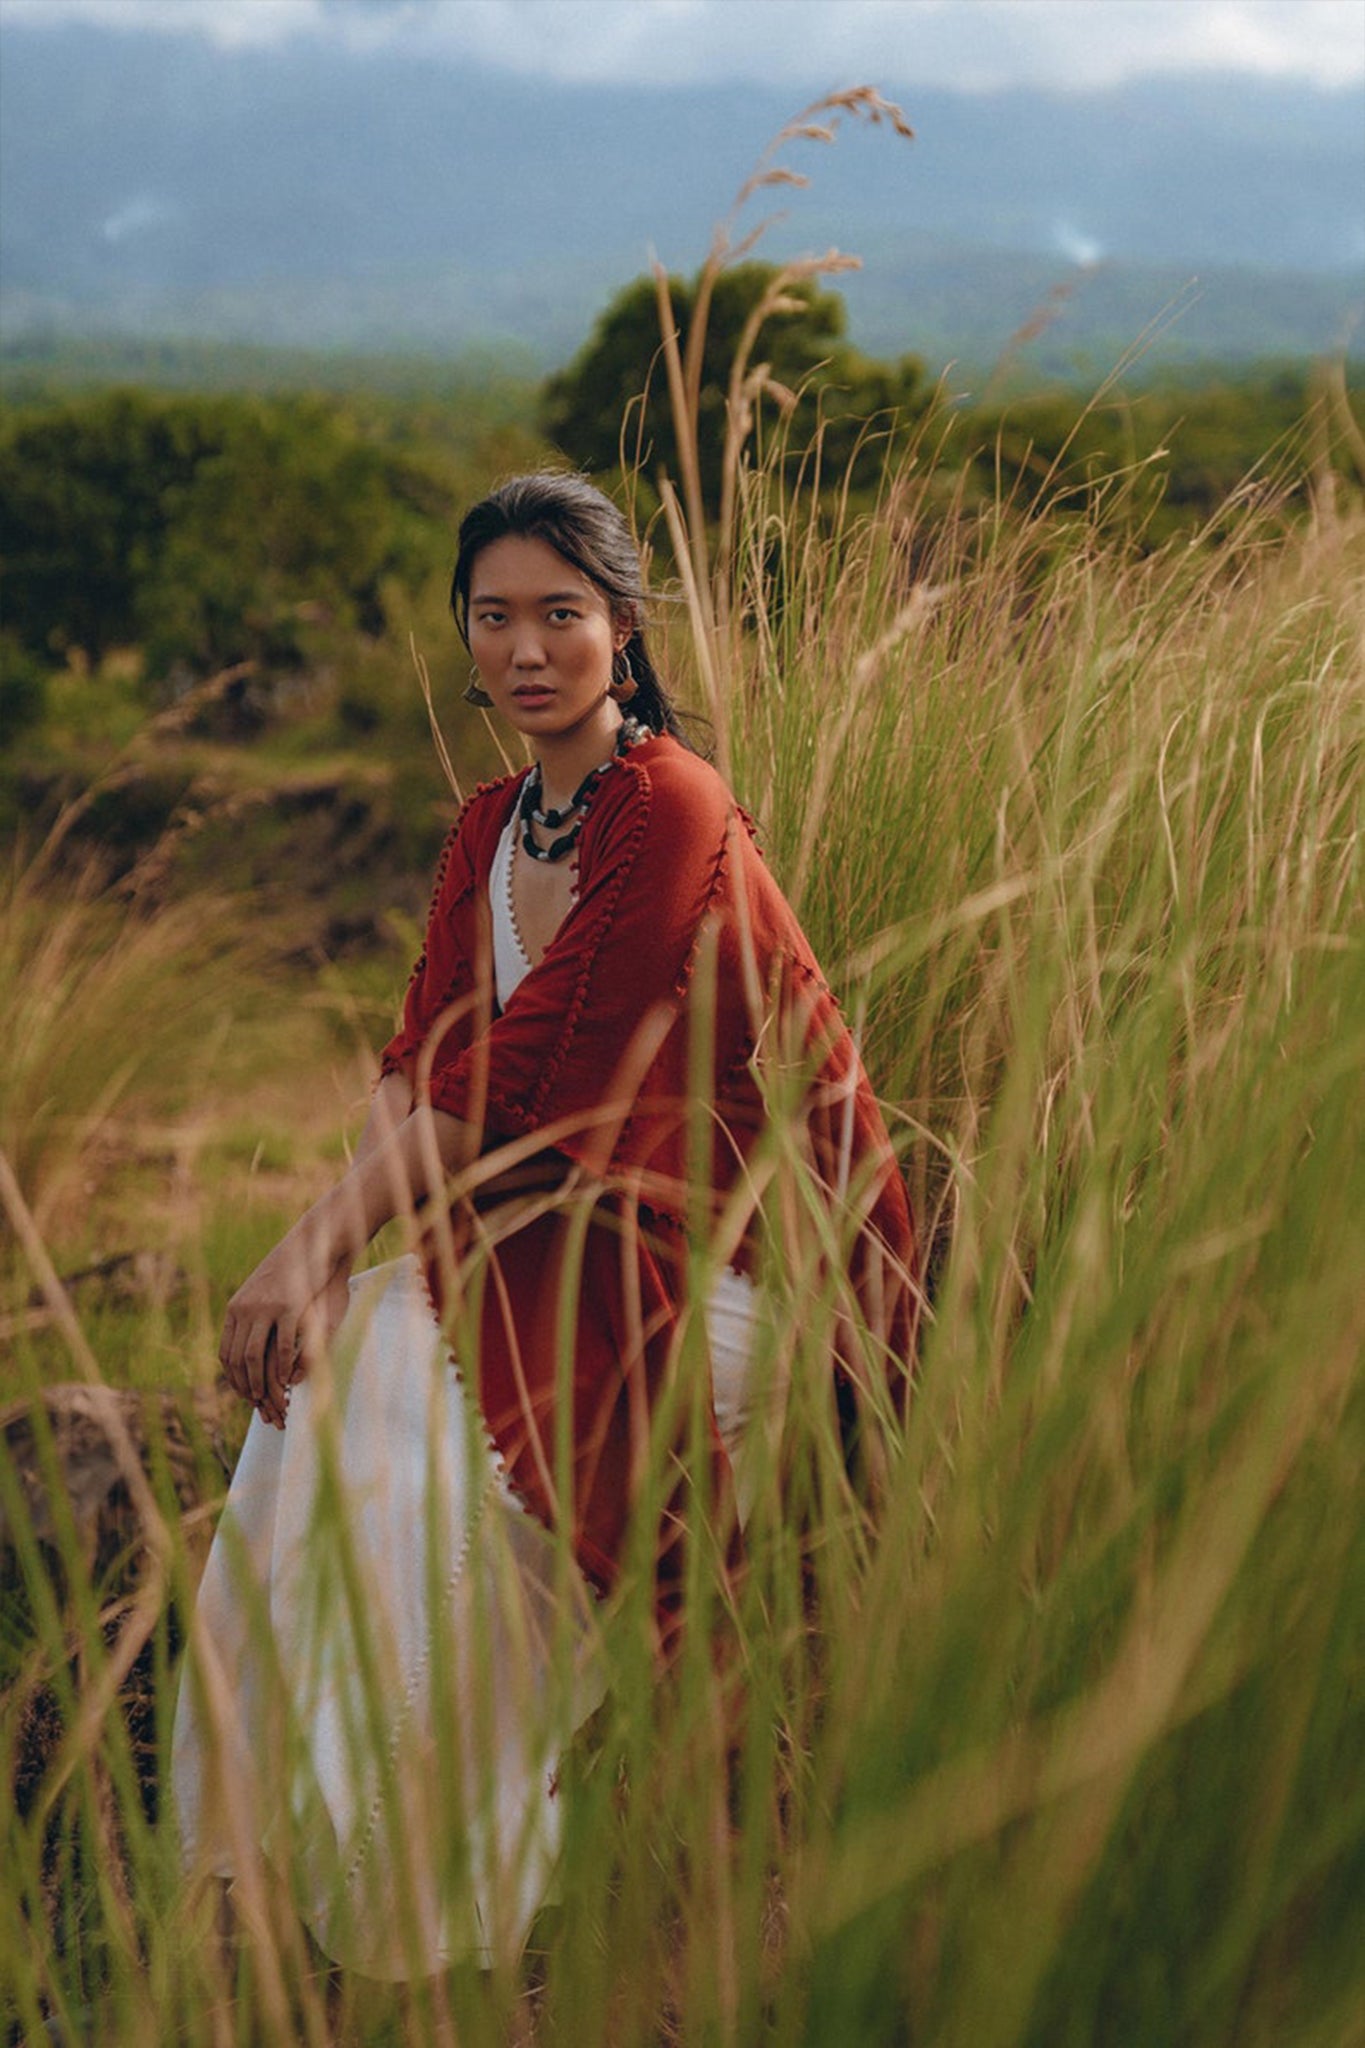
left=3, top=284, right=1363, bottom=2042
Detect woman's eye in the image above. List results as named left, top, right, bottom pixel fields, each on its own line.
left=474, top=610, right=505, bottom=627
left=548, top=607, right=581, bottom=624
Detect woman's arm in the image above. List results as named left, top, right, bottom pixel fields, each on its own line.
left=218, top=1097, right=471, bottom=1429
left=220, top=803, right=493, bottom=1428
left=353, top=1064, right=415, bottom=1163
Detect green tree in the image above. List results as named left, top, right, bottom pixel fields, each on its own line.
left=0, top=631, right=49, bottom=746
left=0, top=390, right=457, bottom=683
left=0, top=390, right=227, bottom=661
left=139, top=401, right=405, bottom=673
left=542, top=262, right=927, bottom=515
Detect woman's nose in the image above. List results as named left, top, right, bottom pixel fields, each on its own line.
left=511, top=626, right=547, bottom=667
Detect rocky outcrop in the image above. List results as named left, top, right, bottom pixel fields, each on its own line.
left=0, top=1381, right=242, bottom=1582
left=2, top=1382, right=244, bottom=1832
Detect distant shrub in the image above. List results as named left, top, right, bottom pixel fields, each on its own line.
left=0, top=390, right=458, bottom=686
left=0, top=631, right=49, bottom=745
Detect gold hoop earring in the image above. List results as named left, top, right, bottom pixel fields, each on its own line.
left=608, top=648, right=638, bottom=705
left=463, top=664, right=493, bottom=708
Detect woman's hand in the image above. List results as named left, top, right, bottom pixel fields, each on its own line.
left=218, top=1096, right=473, bottom=1426
left=219, top=1227, right=349, bottom=1429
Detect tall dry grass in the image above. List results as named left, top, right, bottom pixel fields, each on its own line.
left=3, top=96, right=1364, bottom=2047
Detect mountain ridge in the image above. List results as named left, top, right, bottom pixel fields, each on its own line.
left=2, top=23, right=1361, bottom=372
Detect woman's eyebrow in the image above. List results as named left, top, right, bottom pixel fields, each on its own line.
left=470, top=590, right=587, bottom=605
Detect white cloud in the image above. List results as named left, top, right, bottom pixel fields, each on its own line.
left=1052, top=220, right=1104, bottom=267
left=0, top=0, right=419, bottom=51
left=2, top=0, right=1362, bottom=90
left=100, top=192, right=178, bottom=242
left=1, top=0, right=326, bottom=49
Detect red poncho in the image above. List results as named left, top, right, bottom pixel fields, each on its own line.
left=380, top=735, right=918, bottom=1615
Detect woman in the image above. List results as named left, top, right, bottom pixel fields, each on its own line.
left=173, top=472, right=918, bottom=1980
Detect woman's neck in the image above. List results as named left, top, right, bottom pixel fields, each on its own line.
left=534, top=704, right=624, bottom=811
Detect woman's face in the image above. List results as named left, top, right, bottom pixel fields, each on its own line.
left=466, top=534, right=628, bottom=744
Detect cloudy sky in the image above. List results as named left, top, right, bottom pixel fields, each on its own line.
left=3, top=0, right=1363, bottom=91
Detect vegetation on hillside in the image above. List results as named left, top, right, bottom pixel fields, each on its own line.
left=4, top=342, right=1359, bottom=902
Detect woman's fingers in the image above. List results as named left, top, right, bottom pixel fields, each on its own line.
left=219, top=1309, right=260, bottom=1405
left=263, top=1313, right=298, bottom=1426
left=242, top=1321, right=272, bottom=1416
left=220, top=1304, right=286, bottom=1428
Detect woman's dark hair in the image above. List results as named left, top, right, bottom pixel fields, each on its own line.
left=450, top=471, right=690, bottom=744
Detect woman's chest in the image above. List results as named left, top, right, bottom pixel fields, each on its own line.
left=508, top=841, right=576, bottom=967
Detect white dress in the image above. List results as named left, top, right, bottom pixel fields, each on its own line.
left=172, top=810, right=761, bottom=1979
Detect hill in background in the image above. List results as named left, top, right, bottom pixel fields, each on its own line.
left=1, top=21, right=1361, bottom=378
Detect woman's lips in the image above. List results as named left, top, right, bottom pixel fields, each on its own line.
left=512, top=685, right=554, bottom=704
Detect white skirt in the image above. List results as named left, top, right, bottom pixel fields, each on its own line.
left=172, top=1253, right=760, bottom=1979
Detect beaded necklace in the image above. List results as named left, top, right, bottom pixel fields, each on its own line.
left=518, top=717, right=647, bottom=864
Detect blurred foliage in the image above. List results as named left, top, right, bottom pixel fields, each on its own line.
left=2, top=328, right=1359, bottom=717
left=542, top=261, right=930, bottom=516
left=0, top=629, right=48, bottom=741
left=541, top=264, right=1362, bottom=548
left=0, top=388, right=457, bottom=675
left=1, top=325, right=1360, bottom=939
left=0, top=380, right=541, bottom=901
left=938, top=362, right=1358, bottom=548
